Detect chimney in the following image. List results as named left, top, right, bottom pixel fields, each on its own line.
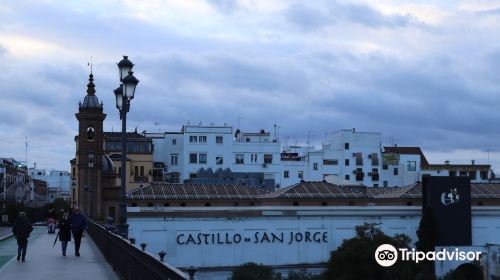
left=445, top=160, right=450, bottom=165
left=352, top=128, right=356, bottom=133
left=471, top=160, right=475, bottom=165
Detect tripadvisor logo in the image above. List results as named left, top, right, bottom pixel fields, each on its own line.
left=375, top=244, right=398, bottom=267
left=375, top=244, right=482, bottom=267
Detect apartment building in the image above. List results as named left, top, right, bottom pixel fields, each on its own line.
left=146, top=124, right=281, bottom=187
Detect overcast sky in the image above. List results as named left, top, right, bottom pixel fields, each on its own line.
left=1, top=0, right=500, bottom=172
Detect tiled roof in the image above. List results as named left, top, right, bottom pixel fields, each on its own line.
left=104, top=132, right=151, bottom=141
left=367, top=182, right=500, bottom=199
left=367, top=183, right=422, bottom=199
left=424, top=164, right=490, bottom=171
left=127, top=183, right=267, bottom=200
left=263, top=181, right=369, bottom=199
left=383, top=146, right=429, bottom=166
left=126, top=182, right=500, bottom=201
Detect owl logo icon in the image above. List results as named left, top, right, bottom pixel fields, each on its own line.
left=441, top=188, right=459, bottom=206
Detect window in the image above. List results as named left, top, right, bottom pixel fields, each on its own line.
left=216, top=156, right=223, bottom=165
left=345, top=175, right=350, bottom=180
left=354, top=152, right=363, bottom=166
left=344, top=143, right=349, bottom=149
left=298, top=171, right=303, bottom=179
left=264, top=154, right=273, bottom=164
left=480, top=171, right=488, bottom=180
left=189, top=136, right=197, bottom=143
left=382, top=165, right=388, bottom=170
left=345, top=159, right=349, bottom=166
left=384, top=181, right=388, bottom=187
left=140, top=166, right=144, bottom=176
left=235, top=154, right=244, bottom=164
left=371, top=153, right=379, bottom=166
left=313, top=163, right=318, bottom=170
left=170, top=154, right=178, bottom=166
left=393, top=167, right=398, bottom=176
left=189, top=153, right=197, bottom=164
left=169, top=172, right=180, bottom=183
left=216, top=136, right=223, bottom=144
left=134, top=166, right=138, bottom=176
left=284, top=170, right=289, bottom=178
left=372, top=168, right=379, bottom=181
left=172, top=139, right=176, bottom=145
left=106, top=207, right=115, bottom=222
left=246, top=138, right=251, bottom=142
left=407, top=161, right=416, bottom=171
left=323, top=159, right=338, bottom=165
left=199, top=153, right=207, bottom=164
left=251, top=153, right=258, bottom=163
left=355, top=168, right=363, bottom=181
left=199, top=136, right=207, bottom=143
left=469, top=171, right=477, bottom=180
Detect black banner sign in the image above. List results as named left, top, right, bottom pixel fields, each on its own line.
left=423, top=176, right=471, bottom=246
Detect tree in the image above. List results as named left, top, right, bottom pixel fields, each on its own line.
left=415, top=207, right=438, bottom=278
left=325, top=223, right=420, bottom=280
left=284, top=271, right=326, bottom=280
left=231, top=262, right=275, bottom=280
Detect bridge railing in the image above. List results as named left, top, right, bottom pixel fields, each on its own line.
left=87, top=219, right=188, bottom=280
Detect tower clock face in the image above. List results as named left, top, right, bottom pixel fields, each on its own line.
left=86, top=125, right=95, bottom=141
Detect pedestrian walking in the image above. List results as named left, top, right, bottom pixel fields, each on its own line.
left=70, top=208, right=87, bottom=257
left=12, top=212, right=33, bottom=262
left=57, top=212, right=72, bottom=256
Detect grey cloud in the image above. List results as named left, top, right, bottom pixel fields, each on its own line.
left=335, top=3, right=415, bottom=28
left=284, top=4, right=331, bottom=30
left=206, top=0, right=239, bottom=14
left=0, top=44, right=6, bottom=56
left=284, top=2, right=422, bottom=30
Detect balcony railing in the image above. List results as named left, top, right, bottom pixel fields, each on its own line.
left=87, top=219, right=188, bottom=280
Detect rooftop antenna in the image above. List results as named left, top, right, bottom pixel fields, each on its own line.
left=25, top=136, right=28, bottom=168
left=87, top=56, right=93, bottom=74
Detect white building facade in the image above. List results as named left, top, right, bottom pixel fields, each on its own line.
left=146, top=125, right=282, bottom=187
left=128, top=206, right=500, bottom=280
left=29, top=168, right=71, bottom=201
left=146, top=126, right=494, bottom=188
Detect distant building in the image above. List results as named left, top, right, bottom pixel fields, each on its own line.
left=144, top=127, right=495, bottom=189
left=422, top=160, right=493, bottom=182
left=381, top=146, right=426, bottom=188
left=104, top=131, right=153, bottom=192
left=29, top=168, right=71, bottom=202
left=32, top=179, right=48, bottom=207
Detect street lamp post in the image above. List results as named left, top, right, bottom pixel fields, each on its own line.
left=115, top=55, right=139, bottom=238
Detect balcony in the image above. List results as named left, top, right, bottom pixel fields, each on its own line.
left=134, top=176, right=148, bottom=182
left=355, top=172, right=364, bottom=181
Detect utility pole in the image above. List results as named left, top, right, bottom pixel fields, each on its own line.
left=25, top=137, right=28, bottom=168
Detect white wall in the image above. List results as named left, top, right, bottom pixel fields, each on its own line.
left=128, top=206, right=500, bottom=280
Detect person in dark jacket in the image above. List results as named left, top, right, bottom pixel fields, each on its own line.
left=70, top=208, right=87, bottom=256
left=58, top=212, right=71, bottom=256
left=12, top=212, right=33, bottom=262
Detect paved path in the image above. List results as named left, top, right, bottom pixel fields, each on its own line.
left=0, top=227, right=12, bottom=241
left=0, top=227, right=119, bottom=280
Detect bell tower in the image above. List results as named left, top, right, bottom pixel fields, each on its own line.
left=75, top=74, right=106, bottom=218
